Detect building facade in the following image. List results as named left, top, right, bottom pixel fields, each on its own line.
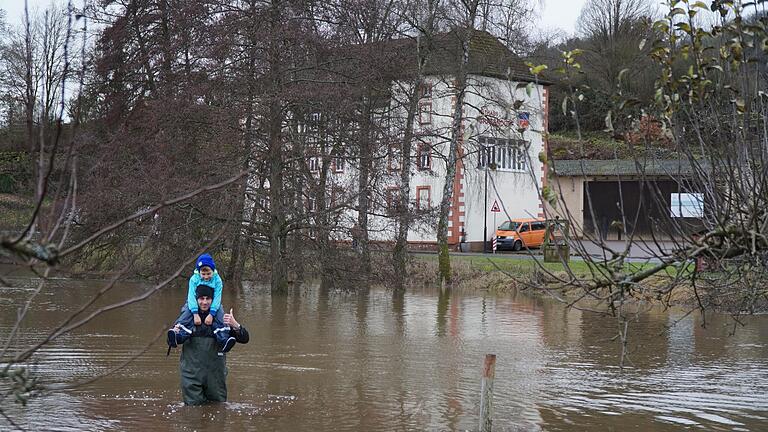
left=248, top=31, right=550, bottom=252
left=547, top=159, right=706, bottom=240
left=362, top=31, right=551, bottom=251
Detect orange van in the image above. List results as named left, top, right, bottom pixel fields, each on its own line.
left=495, top=218, right=548, bottom=251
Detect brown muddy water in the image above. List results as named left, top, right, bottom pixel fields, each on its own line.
left=1, top=270, right=768, bottom=431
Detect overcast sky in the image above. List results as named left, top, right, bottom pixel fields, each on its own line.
left=4, top=0, right=589, bottom=35
left=537, top=0, right=587, bottom=36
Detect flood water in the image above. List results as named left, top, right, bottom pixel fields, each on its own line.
left=2, top=270, right=768, bottom=431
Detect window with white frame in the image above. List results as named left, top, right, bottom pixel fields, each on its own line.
left=330, top=186, right=344, bottom=207
left=419, top=83, right=432, bottom=99
left=258, top=195, right=270, bottom=211
left=307, top=195, right=316, bottom=212
left=332, top=150, right=345, bottom=173
left=419, top=102, right=432, bottom=125
left=388, top=143, right=401, bottom=171
left=308, top=156, right=320, bottom=172
left=416, top=186, right=431, bottom=210
left=386, top=188, right=401, bottom=215
left=417, top=144, right=431, bottom=170
left=477, top=137, right=527, bottom=172
left=670, top=192, right=704, bottom=218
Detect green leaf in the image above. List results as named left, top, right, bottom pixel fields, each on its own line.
left=667, top=8, right=685, bottom=17
left=542, top=186, right=557, bottom=206
left=675, top=22, right=692, bottom=33
left=529, top=64, right=548, bottom=75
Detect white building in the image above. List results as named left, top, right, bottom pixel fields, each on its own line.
left=362, top=30, right=551, bottom=251
left=252, top=30, right=551, bottom=252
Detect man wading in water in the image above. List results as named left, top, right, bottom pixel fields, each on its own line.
left=168, top=284, right=250, bottom=405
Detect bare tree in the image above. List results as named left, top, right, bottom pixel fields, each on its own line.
left=0, top=4, right=256, bottom=425
left=416, top=0, right=537, bottom=286
left=577, top=0, right=657, bottom=115
left=391, top=0, right=440, bottom=291
left=0, top=3, right=71, bottom=205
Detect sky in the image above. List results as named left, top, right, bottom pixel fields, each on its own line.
left=3, top=0, right=590, bottom=36
left=536, top=0, right=587, bottom=36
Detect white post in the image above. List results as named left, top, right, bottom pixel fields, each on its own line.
left=492, top=212, right=497, bottom=253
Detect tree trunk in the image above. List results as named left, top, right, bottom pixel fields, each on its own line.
left=231, top=13, right=262, bottom=287
left=268, top=115, right=288, bottom=293
left=393, top=79, right=421, bottom=292
left=356, top=99, right=373, bottom=274
left=317, top=123, right=334, bottom=287
left=227, top=141, right=250, bottom=287
left=266, top=82, right=286, bottom=292
left=437, top=26, right=474, bottom=288
left=395, top=11, right=437, bottom=291
left=266, top=0, right=288, bottom=294
left=24, top=6, right=37, bottom=202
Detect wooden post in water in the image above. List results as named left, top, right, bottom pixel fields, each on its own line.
left=479, top=353, right=496, bottom=432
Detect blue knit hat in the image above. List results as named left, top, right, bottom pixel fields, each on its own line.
left=196, top=253, right=216, bottom=271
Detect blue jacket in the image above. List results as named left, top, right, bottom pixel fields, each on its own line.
left=187, top=270, right=223, bottom=315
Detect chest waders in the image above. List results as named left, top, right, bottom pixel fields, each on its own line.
left=180, top=334, right=228, bottom=405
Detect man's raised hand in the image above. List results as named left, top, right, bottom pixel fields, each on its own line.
left=224, top=308, right=240, bottom=330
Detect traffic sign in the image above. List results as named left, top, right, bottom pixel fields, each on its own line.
left=490, top=200, right=501, bottom=213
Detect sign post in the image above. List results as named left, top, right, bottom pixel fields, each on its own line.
left=490, top=200, right=501, bottom=253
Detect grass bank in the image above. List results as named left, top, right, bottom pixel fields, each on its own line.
left=0, top=193, right=39, bottom=232
left=414, top=252, right=665, bottom=279
left=408, top=252, right=705, bottom=307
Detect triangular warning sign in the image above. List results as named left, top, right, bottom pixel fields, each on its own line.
left=491, top=201, right=501, bottom=212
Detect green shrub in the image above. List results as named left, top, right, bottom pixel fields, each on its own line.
left=0, top=173, right=16, bottom=193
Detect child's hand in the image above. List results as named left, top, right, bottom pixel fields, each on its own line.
left=204, top=314, right=213, bottom=326
left=193, top=313, right=202, bottom=326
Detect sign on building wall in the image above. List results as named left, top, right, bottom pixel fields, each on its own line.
left=517, top=112, right=530, bottom=130
left=670, top=193, right=704, bottom=218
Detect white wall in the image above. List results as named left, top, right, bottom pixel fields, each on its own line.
left=461, top=76, right=546, bottom=243
left=283, top=73, right=547, bottom=246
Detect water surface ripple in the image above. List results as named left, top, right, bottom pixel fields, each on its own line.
left=0, top=276, right=767, bottom=431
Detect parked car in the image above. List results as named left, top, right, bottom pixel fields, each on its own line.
left=495, top=218, right=548, bottom=251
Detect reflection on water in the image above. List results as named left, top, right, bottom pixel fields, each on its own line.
left=1, top=272, right=768, bottom=431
